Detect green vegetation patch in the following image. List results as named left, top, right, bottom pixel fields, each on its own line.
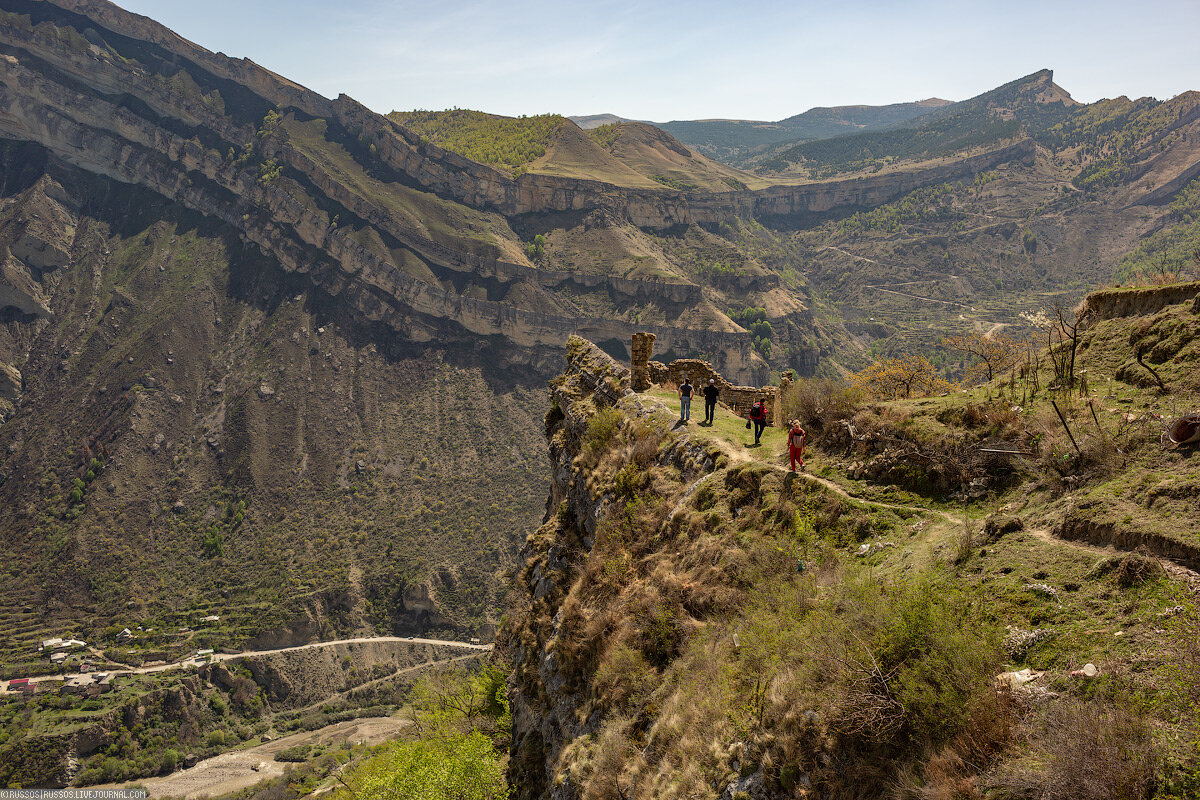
left=1115, top=177, right=1200, bottom=284
left=388, top=109, right=565, bottom=172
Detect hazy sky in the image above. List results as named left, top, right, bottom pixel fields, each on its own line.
left=115, top=0, right=1199, bottom=121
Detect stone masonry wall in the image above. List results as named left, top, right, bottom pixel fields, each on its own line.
left=633, top=334, right=791, bottom=426
left=631, top=332, right=656, bottom=391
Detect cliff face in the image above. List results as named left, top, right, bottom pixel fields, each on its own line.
left=0, top=1, right=770, bottom=379
left=0, top=150, right=550, bottom=666
left=505, top=338, right=734, bottom=798
left=0, top=0, right=1044, bottom=388
left=343, top=90, right=1034, bottom=227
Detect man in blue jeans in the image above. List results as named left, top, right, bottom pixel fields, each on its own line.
left=678, top=377, right=693, bottom=423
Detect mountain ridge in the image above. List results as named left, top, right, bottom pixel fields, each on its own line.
left=568, top=97, right=955, bottom=162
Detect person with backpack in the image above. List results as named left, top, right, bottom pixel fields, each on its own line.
left=702, top=378, right=719, bottom=425
left=748, top=399, right=767, bottom=445
left=788, top=419, right=807, bottom=472
left=678, top=376, right=693, bottom=423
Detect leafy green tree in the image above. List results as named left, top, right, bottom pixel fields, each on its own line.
left=333, top=666, right=512, bottom=800
left=336, top=732, right=508, bottom=800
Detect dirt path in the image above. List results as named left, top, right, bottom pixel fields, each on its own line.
left=874, top=286, right=976, bottom=310
left=90, top=716, right=412, bottom=799
left=820, top=245, right=878, bottom=264
left=983, top=321, right=1008, bottom=339
left=795, top=470, right=958, bottom=523
left=288, top=652, right=483, bottom=715
left=665, top=395, right=1200, bottom=589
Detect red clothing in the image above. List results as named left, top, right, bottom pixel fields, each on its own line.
left=788, top=427, right=806, bottom=470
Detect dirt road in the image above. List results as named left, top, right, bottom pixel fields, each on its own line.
left=3, top=635, right=492, bottom=692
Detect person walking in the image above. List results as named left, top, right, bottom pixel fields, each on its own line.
left=702, top=378, right=719, bottom=425
left=788, top=419, right=807, bottom=472
left=678, top=377, right=693, bottom=423
left=748, top=399, right=767, bottom=445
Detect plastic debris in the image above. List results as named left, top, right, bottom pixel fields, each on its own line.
left=1070, top=663, right=1099, bottom=678
left=996, top=668, right=1044, bottom=690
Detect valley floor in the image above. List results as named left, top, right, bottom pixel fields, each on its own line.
left=89, top=715, right=412, bottom=800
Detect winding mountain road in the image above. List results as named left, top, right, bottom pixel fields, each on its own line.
left=2, top=635, right=492, bottom=692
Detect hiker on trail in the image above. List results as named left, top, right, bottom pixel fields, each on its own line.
left=702, top=378, right=719, bottom=425
left=788, top=419, right=806, bottom=472
left=678, top=377, right=693, bottom=423
left=748, top=399, right=767, bottom=445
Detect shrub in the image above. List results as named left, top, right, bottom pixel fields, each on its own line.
left=593, top=644, right=656, bottom=712
left=987, top=698, right=1157, bottom=800
left=332, top=731, right=507, bottom=800
left=639, top=603, right=684, bottom=670
left=275, top=744, right=313, bottom=763
left=585, top=406, right=623, bottom=452
left=854, top=354, right=952, bottom=400
left=1113, top=550, right=1164, bottom=587
left=780, top=378, right=862, bottom=445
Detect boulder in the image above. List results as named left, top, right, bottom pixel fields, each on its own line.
left=0, top=362, right=21, bottom=401
left=0, top=251, right=51, bottom=317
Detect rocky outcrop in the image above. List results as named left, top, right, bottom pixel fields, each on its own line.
left=506, top=337, right=734, bottom=798
left=0, top=175, right=77, bottom=319
left=0, top=250, right=49, bottom=316
left=1078, top=281, right=1200, bottom=328
left=506, top=340, right=633, bottom=797
left=0, top=362, right=20, bottom=401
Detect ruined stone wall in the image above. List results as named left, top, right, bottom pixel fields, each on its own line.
left=630, top=332, right=655, bottom=391
left=667, top=359, right=776, bottom=422
left=632, top=335, right=782, bottom=423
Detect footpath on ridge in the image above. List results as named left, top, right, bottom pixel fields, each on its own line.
left=634, top=387, right=1200, bottom=592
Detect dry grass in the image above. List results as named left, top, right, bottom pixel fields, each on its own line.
left=986, top=698, right=1158, bottom=800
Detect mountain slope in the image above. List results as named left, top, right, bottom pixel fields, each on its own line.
left=759, top=69, right=1079, bottom=176
left=654, top=97, right=953, bottom=163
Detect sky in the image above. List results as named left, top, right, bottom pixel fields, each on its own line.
left=115, top=0, right=1200, bottom=121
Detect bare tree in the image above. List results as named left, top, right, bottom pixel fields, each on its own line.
left=944, top=330, right=1026, bottom=383
left=1046, top=299, right=1081, bottom=389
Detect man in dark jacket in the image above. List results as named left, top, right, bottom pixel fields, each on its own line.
left=678, top=377, right=693, bottom=423
left=749, top=399, right=767, bottom=445
left=702, top=379, right=719, bottom=425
